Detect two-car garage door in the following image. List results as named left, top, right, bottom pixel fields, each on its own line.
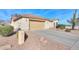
left=29, top=21, right=45, bottom=30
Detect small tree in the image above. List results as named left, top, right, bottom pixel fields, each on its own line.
left=67, top=10, right=77, bottom=30
left=72, top=10, right=77, bottom=30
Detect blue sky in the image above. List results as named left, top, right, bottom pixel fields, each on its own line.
left=0, top=9, right=79, bottom=25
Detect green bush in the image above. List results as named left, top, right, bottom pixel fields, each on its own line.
left=0, top=25, right=14, bottom=36
left=65, top=29, right=71, bottom=32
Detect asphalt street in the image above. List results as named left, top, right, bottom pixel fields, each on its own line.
left=33, top=29, right=79, bottom=50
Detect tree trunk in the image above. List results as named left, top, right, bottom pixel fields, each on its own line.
left=72, top=9, right=77, bottom=30
left=72, top=22, right=75, bottom=30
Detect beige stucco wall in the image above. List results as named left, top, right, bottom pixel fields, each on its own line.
left=11, top=18, right=29, bottom=31
left=44, top=20, right=58, bottom=29
left=53, top=20, right=58, bottom=28
left=44, top=21, right=50, bottom=29
left=44, top=21, right=55, bottom=29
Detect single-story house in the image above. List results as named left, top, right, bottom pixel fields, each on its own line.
left=10, top=14, right=58, bottom=31
left=75, top=18, right=79, bottom=29
left=66, top=18, right=79, bottom=30
left=65, top=24, right=79, bottom=30
left=65, top=25, right=72, bottom=29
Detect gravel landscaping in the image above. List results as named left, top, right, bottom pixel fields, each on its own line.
left=0, top=31, right=70, bottom=50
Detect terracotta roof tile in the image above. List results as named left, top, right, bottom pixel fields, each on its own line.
left=12, top=14, right=49, bottom=22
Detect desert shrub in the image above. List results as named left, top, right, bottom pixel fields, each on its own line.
left=65, top=29, right=71, bottom=32
left=0, top=25, right=14, bottom=36
left=56, top=24, right=65, bottom=29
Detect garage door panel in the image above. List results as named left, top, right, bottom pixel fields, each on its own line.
left=30, top=21, right=44, bottom=30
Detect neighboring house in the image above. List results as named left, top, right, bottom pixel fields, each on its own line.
left=74, top=22, right=79, bottom=30
left=65, top=25, right=79, bottom=30
left=65, top=24, right=79, bottom=30
left=65, top=25, right=72, bottom=29
left=0, top=19, right=10, bottom=25
left=11, top=14, right=58, bottom=31
left=66, top=18, right=79, bottom=30
left=75, top=18, right=79, bottom=29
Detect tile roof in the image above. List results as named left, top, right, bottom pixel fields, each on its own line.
left=12, top=14, right=49, bottom=22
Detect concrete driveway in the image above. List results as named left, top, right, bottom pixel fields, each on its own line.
left=33, top=29, right=79, bottom=50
